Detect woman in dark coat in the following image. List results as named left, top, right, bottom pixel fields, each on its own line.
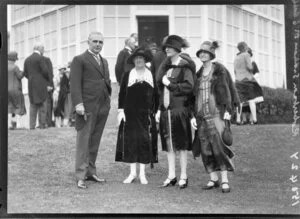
left=115, top=47, right=159, bottom=185
left=54, top=66, right=70, bottom=127
left=156, top=35, right=195, bottom=189
left=191, top=41, right=240, bottom=193
left=8, top=51, right=26, bottom=129
left=234, top=42, right=264, bottom=125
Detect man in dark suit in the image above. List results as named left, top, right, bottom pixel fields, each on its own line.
left=70, top=32, right=111, bottom=189
left=24, top=43, right=51, bottom=129
left=114, top=37, right=135, bottom=84
left=43, top=55, right=55, bottom=127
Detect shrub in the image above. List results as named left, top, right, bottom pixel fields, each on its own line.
left=256, top=86, right=294, bottom=124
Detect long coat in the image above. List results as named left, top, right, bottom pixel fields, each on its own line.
left=23, top=52, right=50, bottom=104
left=156, top=56, right=195, bottom=151
left=8, top=62, right=26, bottom=115
left=115, top=48, right=134, bottom=84
left=192, top=62, right=240, bottom=158
left=115, top=70, right=159, bottom=166
left=70, top=50, right=111, bottom=131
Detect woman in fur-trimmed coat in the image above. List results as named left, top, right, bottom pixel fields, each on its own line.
left=156, top=35, right=195, bottom=189
left=190, top=41, right=240, bottom=193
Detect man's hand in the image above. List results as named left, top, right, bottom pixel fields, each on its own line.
left=75, top=103, right=85, bottom=115
left=162, top=75, right=170, bottom=86
left=117, top=109, right=126, bottom=125
left=155, top=110, right=161, bottom=123
left=47, top=86, right=53, bottom=92
left=191, top=117, right=197, bottom=130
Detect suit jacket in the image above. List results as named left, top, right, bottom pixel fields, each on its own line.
left=43, top=56, right=54, bottom=88
left=150, top=49, right=166, bottom=78
left=24, top=52, right=50, bottom=104
left=70, top=50, right=111, bottom=115
left=115, top=48, right=134, bottom=84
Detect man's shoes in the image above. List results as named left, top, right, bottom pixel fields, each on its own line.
left=86, top=174, right=106, bottom=183
left=77, top=180, right=87, bottom=189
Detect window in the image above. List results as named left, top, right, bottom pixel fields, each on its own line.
left=14, top=23, right=25, bottom=59
left=43, top=12, right=57, bottom=64
left=242, top=11, right=255, bottom=48
left=79, top=5, right=97, bottom=42
left=12, top=5, right=26, bottom=22
left=27, top=18, right=40, bottom=52
left=271, top=22, right=282, bottom=87
left=207, top=5, right=223, bottom=60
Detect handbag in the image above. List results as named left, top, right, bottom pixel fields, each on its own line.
left=222, top=120, right=233, bottom=146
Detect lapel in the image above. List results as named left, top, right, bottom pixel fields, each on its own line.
left=84, top=50, right=105, bottom=78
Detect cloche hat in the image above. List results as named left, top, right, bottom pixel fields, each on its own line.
left=196, top=41, right=219, bottom=59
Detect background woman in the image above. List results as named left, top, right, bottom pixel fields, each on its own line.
left=8, top=51, right=26, bottom=129
left=191, top=41, right=239, bottom=193
left=115, top=47, right=159, bottom=185
left=234, top=42, right=264, bottom=125
left=156, top=35, right=195, bottom=189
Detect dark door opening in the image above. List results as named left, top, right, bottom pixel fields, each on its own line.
left=137, top=16, right=169, bottom=49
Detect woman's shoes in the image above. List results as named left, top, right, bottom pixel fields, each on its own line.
left=221, top=182, right=230, bottom=193
left=139, top=174, right=148, bottom=185
left=179, top=178, right=188, bottom=189
left=123, top=174, right=137, bottom=184
left=202, top=180, right=220, bottom=190
left=250, top=120, right=257, bottom=125
left=160, top=177, right=177, bottom=187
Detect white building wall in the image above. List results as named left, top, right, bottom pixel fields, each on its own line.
left=9, top=4, right=286, bottom=94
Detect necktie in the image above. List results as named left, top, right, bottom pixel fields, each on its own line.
left=93, top=54, right=101, bottom=66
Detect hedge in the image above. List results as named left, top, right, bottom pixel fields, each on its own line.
left=256, top=86, right=294, bottom=124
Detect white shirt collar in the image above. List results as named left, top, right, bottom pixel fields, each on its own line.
left=128, top=68, right=154, bottom=88
left=34, top=50, right=41, bottom=55
left=88, top=49, right=100, bottom=57
left=125, top=46, right=132, bottom=51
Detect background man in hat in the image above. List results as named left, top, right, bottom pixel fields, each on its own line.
left=115, top=37, right=135, bottom=85
left=23, top=42, right=51, bottom=130
left=70, top=31, right=111, bottom=189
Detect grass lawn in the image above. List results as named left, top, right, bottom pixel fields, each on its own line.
left=7, top=85, right=300, bottom=214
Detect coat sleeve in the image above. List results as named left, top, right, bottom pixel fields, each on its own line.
left=244, top=53, right=253, bottom=72
left=70, top=56, right=83, bottom=107
left=14, top=65, right=24, bottom=80
left=167, top=67, right=194, bottom=95
left=118, top=71, right=129, bottom=109
left=46, top=58, right=54, bottom=87
left=115, top=50, right=125, bottom=84
left=39, top=57, right=50, bottom=81
left=23, top=60, right=28, bottom=79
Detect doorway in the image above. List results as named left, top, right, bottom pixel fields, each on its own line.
left=137, top=16, right=169, bottom=48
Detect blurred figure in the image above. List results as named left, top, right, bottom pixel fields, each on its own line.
left=234, top=42, right=264, bottom=125
left=115, top=37, right=135, bottom=84
left=24, top=42, right=51, bottom=130
left=130, top=33, right=138, bottom=48
left=43, top=54, right=55, bottom=127
left=54, top=65, right=70, bottom=127
left=150, top=36, right=168, bottom=78
left=8, top=51, right=26, bottom=130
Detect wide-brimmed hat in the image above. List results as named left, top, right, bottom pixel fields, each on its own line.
left=127, top=47, right=153, bottom=64
left=196, top=41, right=219, bottom=59
left=58, top=65, right=67, bottom=70
left=162, top=35, right=184, bottom=52
left=8, top=51, right=18, bottom=61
